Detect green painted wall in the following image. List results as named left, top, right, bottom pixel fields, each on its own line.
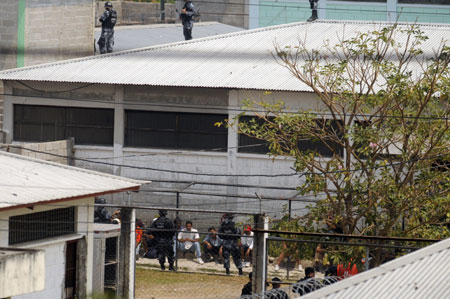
left=327, top=4, right=387, bottom=21
left=259, top=1, right=310, bottom=27
left=258, top=1, right=450, bottom=27
left=398, top=6, right=450, bottom=23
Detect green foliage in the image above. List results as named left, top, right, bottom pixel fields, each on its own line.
left=231, top=24, right=450, bottom=266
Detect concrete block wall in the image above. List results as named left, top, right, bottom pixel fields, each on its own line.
left=3, top=81, right=316, bottom=228
left=95, top=0, right=247, bottom=28
left=0, top=81, right=4, bottom=143
left=95, top=1, right=177, bottom=26
left=0, top=1, right=19, bottom=71
left=11, top=139, right=74, bottom=165
left=24, top=1, right=95, bottom=66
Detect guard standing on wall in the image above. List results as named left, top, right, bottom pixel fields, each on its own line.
left=308, top=0, right=319, bottom=22
left=181, top=0, right=195, bottom=40
left=150, top=209, right=176, bottom=271
left=219, top=213, right=243, bottom=275
left=98, top=2, right=118, bottom=54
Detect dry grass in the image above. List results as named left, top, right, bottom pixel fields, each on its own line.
left=135, top=266, right=249, bottom=299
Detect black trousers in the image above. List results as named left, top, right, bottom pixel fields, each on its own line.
left=157, top=240, right=174, bottom=267
left=223, top=243, right=242, bottom=269
left=183, top=22, right=193, bottom=40
left=203, top=244, right=221, bottom=261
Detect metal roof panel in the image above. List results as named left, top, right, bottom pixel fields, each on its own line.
left=0, top=151, right=147, bottom=210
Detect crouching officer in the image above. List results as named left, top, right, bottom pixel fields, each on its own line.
left=98, top=2, right=117, bottom=54
left=219, top=213, right=243, bottom=275
left=181, top=0, right=195, bottom=40
left=150, top=209, right=175, bottom=271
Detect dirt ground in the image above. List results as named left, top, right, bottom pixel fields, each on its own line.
left=135, top=256, right=321, bottom=298
left=135, top=266, right=249, bottom=299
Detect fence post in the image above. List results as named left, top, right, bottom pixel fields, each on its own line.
left=119, top=208, right=135, bottom=299
left=253, top=214, right=268, bottom=295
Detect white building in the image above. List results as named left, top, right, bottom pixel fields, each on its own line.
left=0, top=20, right=448, bottom=223
left=0, top=150, right=145, bottom=299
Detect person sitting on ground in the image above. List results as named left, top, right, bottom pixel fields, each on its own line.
left=240, top=271, right=252, bottom=296
left=202, top=227, right=223, bottom=263
left=173, top=216, right=183, bottom=256
left=111, top=209, right=121, bottom=224
left=135, top=219, right=145, bottom=259
left=142, top=220, right=159, bottom=259
left=324, top=265, right=339, bottom=285
left=240, top=225, right=254, bottom=267
left=273, top=241, right=302, bottom=271
left=292, top=267, right=315, bottom=295
left=178, top=220, right=204, bottom=264
left=266, top=277, right=289, bottom=299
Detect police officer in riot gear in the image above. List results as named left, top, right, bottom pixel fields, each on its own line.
left=98, top=2, right=117, bottom=54
left=181, top=0, right=195, bottom=40
left=150, top=209, right=175, bottom=271
left=308, top=0, right=318, bottom=22
left=219, top=213, right=243, bottom=275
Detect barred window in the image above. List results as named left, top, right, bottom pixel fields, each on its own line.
left=14, top=105, right=114, bottom=146
left=9, top=207, right=75, bottom=245
left=125, top=110, right=228, bottom=151
left=238, top=116, right=343, bottom=157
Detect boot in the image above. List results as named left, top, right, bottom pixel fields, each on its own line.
left=307, top=10, right=318, bottom=22
left=160, top=264, right=165, bottom=271
left=226, top=268, right=230, bottom=275
left=239, top=268, right=243, bottom=276
left=169, top=264, right=175, bottom=271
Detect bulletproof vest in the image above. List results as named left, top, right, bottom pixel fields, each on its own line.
left=152, top=217, right=174, bottom=241
left=220, top=219, right=238, bottom=240
left=102, top=10, right=117, bottom=29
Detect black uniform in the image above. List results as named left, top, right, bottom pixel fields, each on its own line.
left=219, top=216, right=242, bottom=273
left=98, top=7, right=117, bottom=53
left=151, top=215, right=175, bottom=270
left=181, top=1, right=195, bottom=40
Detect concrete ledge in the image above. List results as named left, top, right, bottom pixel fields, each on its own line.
left=0, top=247, right=45, bottom=298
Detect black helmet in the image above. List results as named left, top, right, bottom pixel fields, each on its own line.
left=105, top=2, right=113, bottom=8
left=95, top=197, right=107, bottom=204
left=158, top=209, right=168, bottom=217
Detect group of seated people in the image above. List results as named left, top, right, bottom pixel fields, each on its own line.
left=139, top=217, right=254, bottom=268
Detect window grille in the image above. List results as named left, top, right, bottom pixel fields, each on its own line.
left=14, top=105, right=114, bottom=146
left=9, top=207, right=75, bottom=245
left=125, top=110, right=228, bottom=151
left=238, top=116, right=343, bottom=157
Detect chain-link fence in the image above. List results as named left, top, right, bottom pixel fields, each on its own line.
left=92, top=202, right=437, bottom=299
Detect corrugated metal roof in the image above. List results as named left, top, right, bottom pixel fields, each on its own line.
left=0, top=20, right=449, bottom=92
left=0, top=151, right=148, bottom=210
left=301, top=238, right=450, bottom=299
